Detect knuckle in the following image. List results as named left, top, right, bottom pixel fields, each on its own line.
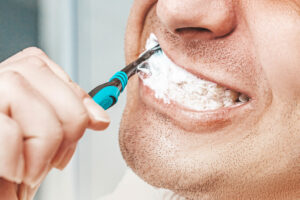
left=44, top=124, right=64, bottom=144
left=25, top=56, right=47, bottom=68
left=66, top=110, right=89, bottom=141
left=53, top=129, right=64, bottom=144
left=22, top=47, right=46, bottom=57
left=0, top=71, right=24, bottom=87
left=0, top=71, right=28, bottom=95
left=0, top=118, right=22, bottom=142
left=75, top=110, right=89, bottom=128
left=72, top=83, right=89, bottom=99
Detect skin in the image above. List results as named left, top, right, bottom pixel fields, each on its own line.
left=0, top=48, right=110, bottom=200
left=120, top=0, right=300, bottom=199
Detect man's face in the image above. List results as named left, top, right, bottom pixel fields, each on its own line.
left=119, top=0, right=300, bottom=199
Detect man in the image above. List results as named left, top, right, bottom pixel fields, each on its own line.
left=0, top=0, right=299, bottom=199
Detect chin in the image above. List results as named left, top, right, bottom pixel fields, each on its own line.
left=119, top=79, right=235, bottom=199
left=119, top=78, right=299, bottom=200
left=119, top=106, right=231, bottom=200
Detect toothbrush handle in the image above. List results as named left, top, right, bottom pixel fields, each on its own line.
left=88, top=81, right=118, bottom=97
left=89, top=82, right=120, bottom=110
left=88, top=45, right=161, bottom=110
left=89, top=71, right=128, bottom=110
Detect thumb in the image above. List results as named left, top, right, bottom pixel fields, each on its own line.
left=83, top=98, right=110, bottom=130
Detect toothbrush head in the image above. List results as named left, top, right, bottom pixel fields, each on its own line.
left=121, top=44, right=161, bottom=79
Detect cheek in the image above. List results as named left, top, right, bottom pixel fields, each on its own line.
left=247, top=2, right=300, bottom=101
left=125, top=0, right=158, bottom=64
left=259, top=24, right=300, bottom=99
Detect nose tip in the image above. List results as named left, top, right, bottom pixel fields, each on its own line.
left=156, top=0, right=237, bottom=40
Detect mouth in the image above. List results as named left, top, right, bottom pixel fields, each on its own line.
left=137, top=34, right=254, bottom=131
left=138, top=34, right=251, bottom=111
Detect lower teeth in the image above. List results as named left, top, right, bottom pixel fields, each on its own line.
left=137, top=34, right=249, bottom=111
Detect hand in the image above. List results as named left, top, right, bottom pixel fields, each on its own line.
left=0, top=47, right=110, bottom=200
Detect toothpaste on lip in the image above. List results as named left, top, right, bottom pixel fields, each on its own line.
left=137, top=33, right=242, bottom=111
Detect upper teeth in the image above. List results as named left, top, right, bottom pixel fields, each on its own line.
left=238, top=93, right=249, bottom=103
left=138, top=34, right=249, bottom=111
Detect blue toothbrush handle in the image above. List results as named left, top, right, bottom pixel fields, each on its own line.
left=89, top=71, right=128, bottom=110
left=88, top=44, right=161, bottom=110
left=92, top=85, right=120, bottom=110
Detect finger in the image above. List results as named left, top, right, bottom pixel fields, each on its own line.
left=0, top=179, right=18, bottom=200
left=0, top=55, right=109, bottom=169
left=1, top=56, right=95, bottom=168
left=26, top=183, right=41, bottom=200
left=1, top=47, right=72, bottom=85
left=0, top=114, right=24, bottom=184
left=28, top=47, right=111, bottom=130
left=0, top=47, right=111, bottom=130
left=0, top=71, right=63, bottom=187
left=18, top=180, right=44, bottom=200
left=17, top=184, right=27, bottom=200
left=83, top=98, right=110, bottom=130
left=55, top=143, right=77, bottom=170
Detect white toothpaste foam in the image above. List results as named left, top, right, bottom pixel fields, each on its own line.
left=137, top=34, right=240, bottom=111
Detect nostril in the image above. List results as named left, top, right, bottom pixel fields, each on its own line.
left=157, top=0, right=237, bottom=41
left=176, top=27, right=212, bottom=34
left=175, top=27, right=213, bottom=40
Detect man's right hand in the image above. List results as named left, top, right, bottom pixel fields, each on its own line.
left=0, top=47, right=110, bottom=200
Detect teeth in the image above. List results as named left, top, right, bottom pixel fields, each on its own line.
left=138, top=34, right=250, bottom=111
left=238, top=94, right=250, bottom=103
left=224, top=89, right=239, bottom=106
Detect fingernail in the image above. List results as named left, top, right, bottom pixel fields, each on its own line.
left=83, top=98, right=110, bottom=122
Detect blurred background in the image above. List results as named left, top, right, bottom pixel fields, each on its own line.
left=0, top=0, right=133, bottom=199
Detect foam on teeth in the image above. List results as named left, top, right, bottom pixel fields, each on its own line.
left=137, top=33, right=242, bottom=111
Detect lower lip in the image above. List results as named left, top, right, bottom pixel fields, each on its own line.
left=138, top=78, right=255, bottom=132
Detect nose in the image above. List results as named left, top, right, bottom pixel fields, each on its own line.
left=156, top=0, right=237, bottom=40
